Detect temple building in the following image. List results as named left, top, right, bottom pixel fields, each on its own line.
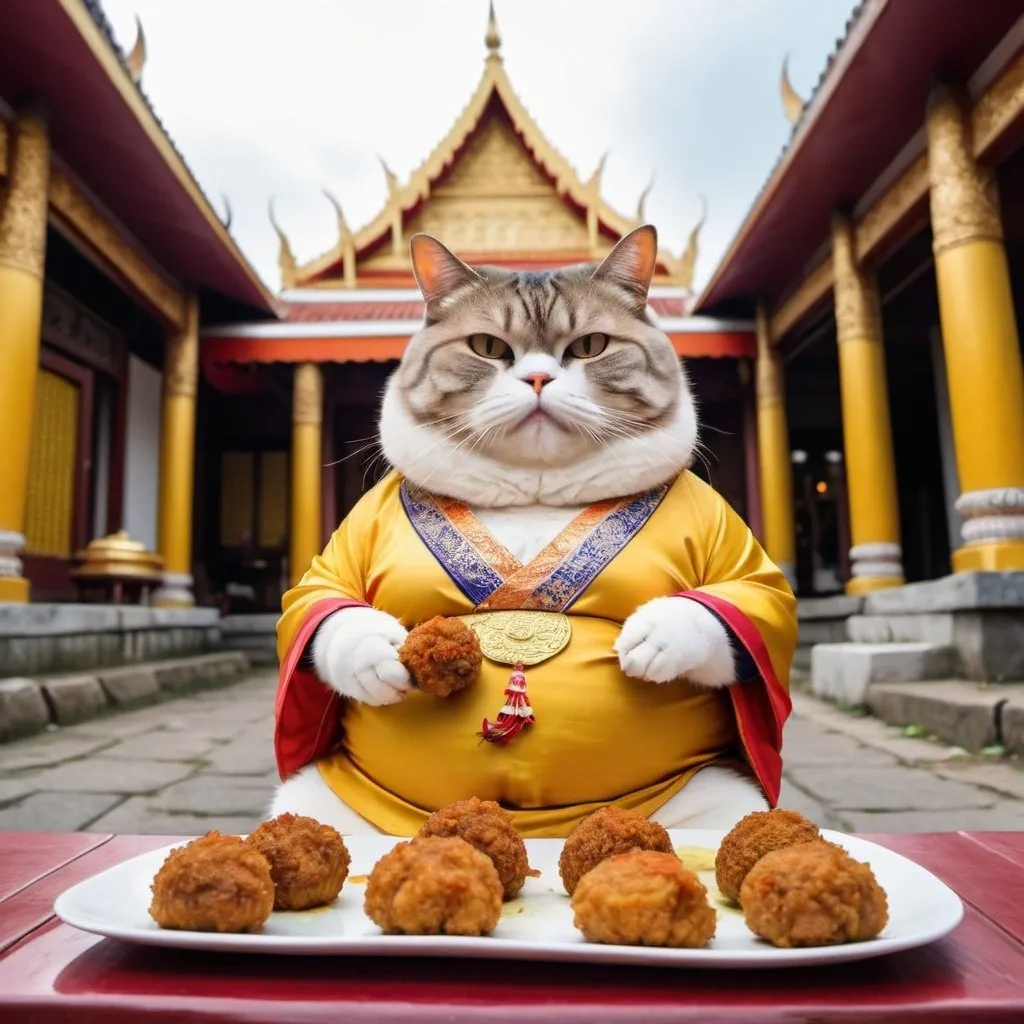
left=694, top=0, right=1024, bottom=609
left=200, top=7, right=754, bottom=612
left=1, top=0, right=1023, bottom=695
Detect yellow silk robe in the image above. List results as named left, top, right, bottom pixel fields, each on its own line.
left=275, top=470, right=797, bottom=838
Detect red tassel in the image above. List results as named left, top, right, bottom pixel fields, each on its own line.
left=480, top=663, right=535, bottom=744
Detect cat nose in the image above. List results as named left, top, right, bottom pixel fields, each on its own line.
left=523, top=373, right=552, bottom=395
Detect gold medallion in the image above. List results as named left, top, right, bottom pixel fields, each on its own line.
left=459, top=610, right=571, bottom=667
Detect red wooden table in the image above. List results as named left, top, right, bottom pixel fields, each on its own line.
left=1, top=830, right=1023, bottom=1022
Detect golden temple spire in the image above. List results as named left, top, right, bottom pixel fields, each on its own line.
left=677, top=196, right=707, bottom=292
left=126, top=15, right=146, bottom=83
left=485, top=1, right=502, bottom=59
left=780, top=55, right=805, bottom=125
left=323, top=189, right=357, bottom=287
left=268, top=197, right=297, bottom=289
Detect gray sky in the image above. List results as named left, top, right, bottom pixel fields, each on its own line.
left=100, top=0, right=857, bottom=294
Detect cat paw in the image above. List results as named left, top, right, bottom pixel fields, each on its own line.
left=614, top=596, right=736, bottom=687
left=312, top=607, right=411, bottom=706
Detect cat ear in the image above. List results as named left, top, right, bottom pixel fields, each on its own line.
left=591, top=224, right=658, bottom=311
left=409, top=234, right=482, bottom=311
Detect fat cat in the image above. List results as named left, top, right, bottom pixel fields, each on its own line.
left=271, top=225, right=797, bottom=837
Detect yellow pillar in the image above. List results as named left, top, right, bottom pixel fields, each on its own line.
left=0, top=104, right=50, bottom=603
left=831, top=212, right=904, bottom=594
left=754, top=304, right=796, bottom=586
left=927, top=83, right=1024, bottom=571
left=289, top=363, right=323, bottom=587
left=154, top=293, right=199, bottom=606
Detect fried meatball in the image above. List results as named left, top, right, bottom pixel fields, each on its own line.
left=246, top=813, right=350, bottom=911
left=741, top=841, right=889, bottom=948
left=399, top=616, right=483, bottom=697
left=419, top=797, right=537, bottom=901
left=558, top=805, right=674, bottom=896
left=572, top=850, right=717, bottom=948
left=149, top=831, right=274, bottom=933
left=715, top=808, right=821, bottom=905
left=364, top=836, right=503, bottom=936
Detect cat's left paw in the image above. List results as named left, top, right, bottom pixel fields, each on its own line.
left=614, top=596, right=736, bottom=687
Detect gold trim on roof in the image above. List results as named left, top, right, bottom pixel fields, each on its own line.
left=290, top=4, right=693, bottom=287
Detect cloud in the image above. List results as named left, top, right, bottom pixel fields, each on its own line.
left=99, top=0, right=855, bottom=294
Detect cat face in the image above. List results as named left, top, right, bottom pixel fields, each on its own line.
left=379, top=225, right=699, bottom=506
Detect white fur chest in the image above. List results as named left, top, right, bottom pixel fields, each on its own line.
left=471, top=504, right=585, bottom=563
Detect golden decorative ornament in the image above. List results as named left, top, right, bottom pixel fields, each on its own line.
left=779, top=56, right=805, bottom=126
left=71, top=530, right=164, bottom=581
left=268, top=197, right=297, bottom=289
left=677, top=196, right=707, bottom=292
left=926, top=84, right=1003, bottom=255
left=0, top=108, right=51, bottom=279
left=831, top=212, right=882, bottom=344
left=459, top=610, right=572, bottom=668
left=127, top=16, right=147, bottom=83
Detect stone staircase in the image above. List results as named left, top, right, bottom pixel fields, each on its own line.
left=805, top=572, right=1024, bottom=757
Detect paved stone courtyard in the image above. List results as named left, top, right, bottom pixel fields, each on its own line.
left=1, top=669, right=1024, bottom=835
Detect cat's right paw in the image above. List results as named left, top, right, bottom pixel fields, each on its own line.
left=311, top=607, right=411, bottom=706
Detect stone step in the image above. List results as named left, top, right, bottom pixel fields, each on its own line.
left=867, top=680, right=1024, bottom=754
left=810, top=642, right=960, bottom=707
left=0, top=651, right=251, bottom=743
left=218, top=614, right=278, bottom=667
left=846, top=614, right=955, bottom=645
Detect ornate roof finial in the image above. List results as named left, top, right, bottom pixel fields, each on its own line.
left=268, top=197, right=297, bottom=288
left=220, top=193, right=233, bottom=231
left=636, top=172, right=656, bottom=223
left=323, top=189, right=357, bottom=287
left=127, top=15, right=146, bottom=83
left=678, top=195, right=707, bottom=292
left=485, top=1, right=502, bottom=59
left=780, top=55, right=805, bottom=125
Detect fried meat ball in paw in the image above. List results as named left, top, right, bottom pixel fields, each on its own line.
left=714, top=808, right=821, bottom=905
left=571, top=850, right=717, bottom=948
left=558, top=805, right=673, bottom=896
left=740, top=841, right=889, bottom=948
left=419, top=797, right=538, bottom=901
left=399, top=616, right=483, bottom=697
left=245, top=812, right=351, bottom=911
left=149, top=831, right=274, bottom=933
left=363, top=836, right=503, bottom=936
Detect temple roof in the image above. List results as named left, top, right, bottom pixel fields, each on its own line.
left=694, top=0, right=1024, bottom=318
left=200, top=4, right=753, bottom=375
left=0, top=0, right=275, bottom=317
left=274, top=3, right=702, bottom=293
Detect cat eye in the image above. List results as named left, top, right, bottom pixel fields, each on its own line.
left=567, top=333, right=609, bottom=359
left=468, top=334, right=513, bottom=360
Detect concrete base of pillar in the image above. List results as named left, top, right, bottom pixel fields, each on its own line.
left=846, top=575, right=904, bottom=596
left=0, top=577, right=29, bottom=603
left=153, top=572, right=195, bottom=608
left=952, top=539, right=1024, bottom=572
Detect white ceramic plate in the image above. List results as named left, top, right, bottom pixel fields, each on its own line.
left=53, top=829, right=963, bottom=969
